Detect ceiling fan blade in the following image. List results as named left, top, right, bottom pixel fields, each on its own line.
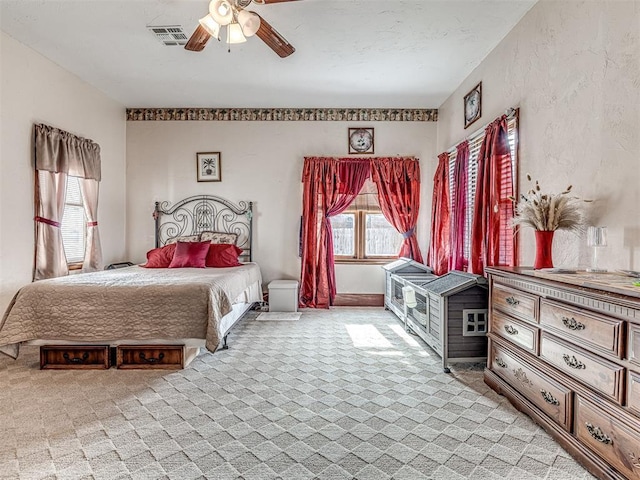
left=184, top=24, right=211, bottom=52
left=254, top=13, right=295, bottom=58
left=254, top=0, right=299, bottom=4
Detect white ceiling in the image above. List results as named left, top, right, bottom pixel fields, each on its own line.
left=0, top=0, right=537, bottom=108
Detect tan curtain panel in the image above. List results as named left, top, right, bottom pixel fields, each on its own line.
left=80, top=178, right=103, bottom=272
left=34, top=171, right=69, bottom=280
left=35, top=123, right=101, bottom=181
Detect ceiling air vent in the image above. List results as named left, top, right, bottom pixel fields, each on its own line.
left=148, top=25, right=189, bottom=46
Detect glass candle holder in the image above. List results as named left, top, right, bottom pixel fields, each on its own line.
left=586, top=226, right=608, bottom=272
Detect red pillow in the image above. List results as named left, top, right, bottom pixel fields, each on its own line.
left=206, top=244, right=243, bottom=268
left=142, top=243, right=177, bottom=268
left=169, top=241, right=211, bottom=268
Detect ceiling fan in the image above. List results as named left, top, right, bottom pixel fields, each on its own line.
left=185, top=0, right=297, bottom=58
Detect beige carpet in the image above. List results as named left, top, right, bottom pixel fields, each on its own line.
left=0, top=307, right=594, bottom=479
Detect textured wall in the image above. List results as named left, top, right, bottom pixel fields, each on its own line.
left=0, top=33, right=127, bottom=312
left=125, top=121, right=437, bottom=293
left=437, top=0, right=640, bottom=270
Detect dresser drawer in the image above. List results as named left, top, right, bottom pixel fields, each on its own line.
left=491, top=341, right=572, bottom=430
left=540, top=333, right=624, bottom=404
left=628, top=370, right=640, bottom=418
left=491, top=310, right=539, bottom=354
left=575, top=396, right=640, bottom=480
left=492, top=282, right=538, bottom=324
left=40, top=345, right=111, bottom=369
left=630, top=323, right=640, bottom=367
left=540, top=299, right=623, bottom=358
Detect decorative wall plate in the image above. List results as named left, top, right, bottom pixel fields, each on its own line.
left=464, top=82, right=482, bottom=129
left=348, top=127, right=374, bottom=154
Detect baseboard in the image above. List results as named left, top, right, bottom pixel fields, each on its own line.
left=333, top=294, right=384, bottom=307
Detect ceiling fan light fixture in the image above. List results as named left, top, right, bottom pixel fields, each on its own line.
left=186, top=1, right=296, bottom=57
left=209, top=0, right=234, bottom=26
left=237, top=10, right=260, bottom=37
left=227, top=21, right=247, bottom=44
left=198, top=14, right=221, bottom=39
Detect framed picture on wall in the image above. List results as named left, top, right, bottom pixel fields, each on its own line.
left=197, top=152, right=221, bottom=182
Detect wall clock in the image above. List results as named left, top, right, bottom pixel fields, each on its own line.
left=464, top=82, right=482, bottom=129
left=348, top=127, right=374, bottom=154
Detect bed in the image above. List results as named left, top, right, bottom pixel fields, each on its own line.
left=0, top=195, right=262, bottom=363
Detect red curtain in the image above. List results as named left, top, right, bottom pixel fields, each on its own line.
left=300, top=157, right=370, bottom=308
left=370, top=157, right=424, bottom=263
left=427, top=153, right=450, bottom=275
left=450, top=141, right=469, bottom=271
left=469, top=115, right=514, bottom=275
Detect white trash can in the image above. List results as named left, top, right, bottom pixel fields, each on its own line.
left=268, top=280, right=299, bottom=312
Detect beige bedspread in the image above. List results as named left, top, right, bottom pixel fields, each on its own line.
left=0, top=264, right=262, bottom=358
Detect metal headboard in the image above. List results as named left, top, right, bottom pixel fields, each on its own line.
left=153, top=195, right=253, bottom=262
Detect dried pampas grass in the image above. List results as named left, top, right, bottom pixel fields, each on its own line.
left=510, top=175, right=588, bottom=232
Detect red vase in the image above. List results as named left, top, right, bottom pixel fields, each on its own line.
left=534, top=230, right=554, bottom=269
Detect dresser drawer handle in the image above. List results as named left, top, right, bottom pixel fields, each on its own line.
left=562, top=354, right=585, bottom=369
left=505, top=297, right=520, bottom=306
left=63, top=352, right=90, bottom=364
left=585, top=423, right=613, bottom=445
left=562, top=316, right=585, bottom=331
left=504, top=325, right=519, bottom=335
left=494, top=357, right=507, bottom=368
left=540, top=389, right=560, bottom=406
left=139, top=352, right=165, bottom=364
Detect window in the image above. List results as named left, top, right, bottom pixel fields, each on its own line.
left=331, top=179, right=403, bottom=262
left=332, top=213, right=356, bottom=256
left=447, top=113, right=519, bottom=268
left=462, top=309, right=488, bottom=336
left=61, top=176, right=86, bottom=265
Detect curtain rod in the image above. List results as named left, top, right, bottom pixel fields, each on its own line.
left=302, top=156, right=418, bottom=161
left=445, top=107, right=518, bottom=155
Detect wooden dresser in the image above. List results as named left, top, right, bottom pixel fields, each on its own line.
left=485, top=267, right=640, bottom=480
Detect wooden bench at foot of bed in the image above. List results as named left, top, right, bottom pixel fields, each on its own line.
left=40, top=344, right=201, bottom=370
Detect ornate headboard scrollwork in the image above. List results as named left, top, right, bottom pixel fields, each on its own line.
left=154, top=195, right=253, bottom=262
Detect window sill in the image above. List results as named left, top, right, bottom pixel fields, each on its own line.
left=335, top=257, right=398, bottom=266
left=68, top=263, right=83, bottom=271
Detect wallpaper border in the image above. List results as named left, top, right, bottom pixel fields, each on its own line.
left=126, top=108, right=438, bottom=122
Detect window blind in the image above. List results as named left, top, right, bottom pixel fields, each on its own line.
left=61, top=176, right=86, bottom=264
left=350, top=178, right=381, bottom=212
left=498, top=116, right=518, bottom=265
